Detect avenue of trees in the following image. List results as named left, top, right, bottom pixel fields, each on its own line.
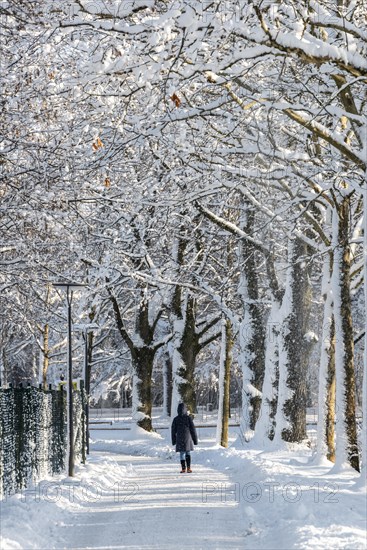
left=0, top=1, right=366, bottom=478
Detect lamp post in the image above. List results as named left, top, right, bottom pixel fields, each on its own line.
left=74, top=323, right=98, bottom=456
left=53, top=282, right=85, bottom=477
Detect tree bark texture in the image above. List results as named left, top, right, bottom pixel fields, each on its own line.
left=281, top=237, right=313, bottom=442
left=332, top=198, right=359, bottom=471
left=220, top=319, right=232, bottom=447
left=238, top=206, right=266, bottom=438
left=42, top=323, right=49, bottom=390
left=326, top=315, right=336, bottom=462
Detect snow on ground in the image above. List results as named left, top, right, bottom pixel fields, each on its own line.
left=1, top=410, right=366, bottom=549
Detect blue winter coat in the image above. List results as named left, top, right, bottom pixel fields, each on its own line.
left=171, top=403, right=198, bottom=452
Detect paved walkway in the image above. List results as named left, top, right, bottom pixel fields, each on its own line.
left=57, top=452, right=245, bottom=549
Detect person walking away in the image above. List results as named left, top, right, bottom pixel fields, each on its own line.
left=171, top=403, right=198, bottom=473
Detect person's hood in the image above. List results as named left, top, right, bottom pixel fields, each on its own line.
left=177, top=403, right=187, bottom=415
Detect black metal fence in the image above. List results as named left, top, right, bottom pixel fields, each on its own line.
left=0, top=384, right=86, bottom=497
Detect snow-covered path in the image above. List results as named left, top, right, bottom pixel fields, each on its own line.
left=1, top=428, right=366, bottom=550
left=56, top=452, right=244, bottom=550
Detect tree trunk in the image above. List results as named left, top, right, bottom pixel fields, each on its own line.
left=162, top=351, right=172, bottom=417
left=216, top=319, right=232, bottom=447
left=359, top=178, right=367, bottom=486
left=171, top=293, right=220, bottom=416
left=169, top=236, right=190, bottom=416
left=315, top=247, right=336, bottom=463
left=238, top=207, right=265, bottom=440
left=170, top=323, right=186, bottom=419
left=176, top=295, right=198, bottom=414
left=273, top=237, right=313, bottom=445
left=169, top=231, right=220, bottom=417
left=132, top=346, right=155, bottom=431
left=326, top=316, right=336, bottom=462
left=109, top=287, right=164, bottom=432
left=281, top=237, right=314, bottom=442
left=251, top=299, right=280, bottom=445
left=332, top=199, right=359, bottom=471
left=42, top=323, right=49, bottom=389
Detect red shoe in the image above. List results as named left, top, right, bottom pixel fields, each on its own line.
left=180, top=468, right=186, bottom=473
left=187, top=468, right=192, bottom=473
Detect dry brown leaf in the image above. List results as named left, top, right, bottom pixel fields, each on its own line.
left=170, top=93, right=181, bottom=108
left=92, top=137, right=104, bottom=152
